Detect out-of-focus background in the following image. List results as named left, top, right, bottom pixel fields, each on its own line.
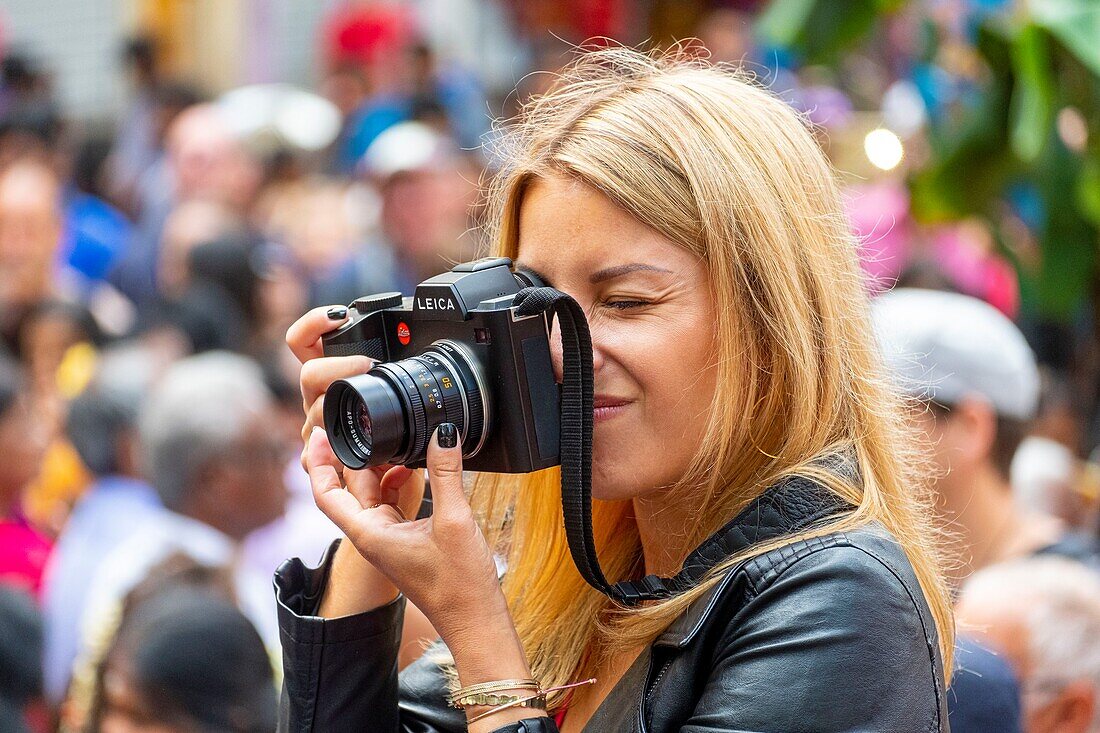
left=0, top=1, right=1098, bottom=732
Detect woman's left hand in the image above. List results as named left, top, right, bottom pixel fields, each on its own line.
left=305, top=422, right=508, bottom=645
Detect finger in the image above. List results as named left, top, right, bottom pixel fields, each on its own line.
left=301, top=398, right=326, bottom=443
left=424, top=423, right=468, bottom=523
left=300, top=399, right=331, bottom=473
left=286, top=306, right=350, bottom=363
left=300, top=355, right=376, bottom=407
left=379, top=465, right=414, bottom=499
left=344, top=463, right=384, bottom=507
left=381, top=465, right=424, bottom=520
left=304, top=428, right=365, bottom=534
left=305, top=429, right=406, bottom=547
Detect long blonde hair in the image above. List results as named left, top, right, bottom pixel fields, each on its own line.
left=469, top=46, right=953, bottom=702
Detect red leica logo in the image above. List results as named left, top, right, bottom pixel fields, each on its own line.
left=397, top=322, right=411, bottom=345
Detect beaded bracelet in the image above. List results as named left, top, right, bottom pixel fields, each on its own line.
left=452, top=692, right=548, bottom=710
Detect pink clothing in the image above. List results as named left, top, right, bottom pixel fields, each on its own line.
left=0, top=516, right=52, bottom=597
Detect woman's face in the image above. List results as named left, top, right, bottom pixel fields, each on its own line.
left=516, top=175, right=719, bottom=502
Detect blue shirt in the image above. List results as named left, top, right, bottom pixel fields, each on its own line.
left=948, top=636, right=1024, bottom=733
left=40, top=476, right=162, bottom=702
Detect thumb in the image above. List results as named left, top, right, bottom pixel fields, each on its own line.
left=425, top=423, right=467, bottom=522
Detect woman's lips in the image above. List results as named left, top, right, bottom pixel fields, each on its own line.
left=593, top=396, right=632, bottom=424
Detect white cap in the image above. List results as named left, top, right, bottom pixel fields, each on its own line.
left=871, top=288, right=1040, bottom=420
left=361, top=121, right=453, bottom=179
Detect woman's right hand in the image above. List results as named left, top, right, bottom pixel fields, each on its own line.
left=285, top=306, right=427, bottom=616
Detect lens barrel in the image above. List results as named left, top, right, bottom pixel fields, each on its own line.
left=323, top=341, right=486, bottom=469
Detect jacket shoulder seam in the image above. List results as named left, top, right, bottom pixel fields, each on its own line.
left=843, top=542, right=944, bottom=732
left=738, top=536, right=943, bottom=732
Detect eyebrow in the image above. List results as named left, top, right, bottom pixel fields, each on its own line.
left=589, top=263, right=673, bottom=284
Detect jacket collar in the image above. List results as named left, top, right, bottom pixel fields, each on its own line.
left=655, top=475, right=851, bottom=649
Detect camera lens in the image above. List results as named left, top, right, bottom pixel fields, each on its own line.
left=325, top=375, right=406, bottom=469
left=355, top=402, right=372, bottom=440
left=323, top=341, right=488, bottom=470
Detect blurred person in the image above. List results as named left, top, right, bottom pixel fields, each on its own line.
left=873, top=288, right=1096, bottom=586
left=112, top=103, right=259, bottom=305
left=89, top=587, right=277, bottom=733
left=0, top=358, right=51, bottom=596
left=154, top=198, right=239, bottom=301
left=1012, top=371, right=1099, bottom=537
left=241, top=346, right=339, bottom=583
left=0, top=155, right=130, bottom=344
left=156, top=236, right=261, bottom=354
left=0, top=585, right=47, bottom=733
left=406, top=42, right=491, bottom=151
left=106, top=37, right=162, bottom=208
left=61, top=136, right=135, bottom=327
left=694, top=7, right=757, bottom=65
left=259, top=179, right=390, bottom=309
left=320, top=4, right=416, bottom=174
left=41, top=345, right=163, bottom=704
left=17, top=300, right=102, bottom=418
left=1014, top=436, right=1099, bottom=539
left=165, top=105, right=261, bottom=214
left=0, top=158, right=65, bottom=354
left=252, top=240, right=311, bottom=353
left=956, top=557, right=1100, bottom=733
left=318, top=120, right=478, bottom=304
left=15, top=301, right=100, bottom=537
left=77, top=351, right=288, bottom=670
left=61, top=552, right=237, bottom=732
left=0, top=53, right=62, bottom=159
left=949, top=636, right=1025, bottom=733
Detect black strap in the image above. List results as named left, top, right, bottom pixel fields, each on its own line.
left=513, top=287, right=852, bottom=606
left=514, top=287, right=618, bottom=599
left=515, top=286, right=681, bottom=605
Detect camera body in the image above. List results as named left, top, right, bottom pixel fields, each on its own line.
left=322, top=257, right=560, bottom=473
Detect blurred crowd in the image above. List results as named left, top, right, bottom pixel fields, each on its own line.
left=0, top=2, right=1098, bottom=733
left=0, top=7, right=491, bottom=731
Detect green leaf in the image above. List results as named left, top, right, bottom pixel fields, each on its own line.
left=1009, top=24, right=1055, bottom=163
left=1078, top=158, right=1100, bottom=226
left=756, top=0, right=904, bottom=64
left=756, top=0, right=817, bottom=48
left=1031, top=141, right=1098, bottom=320
left=1029, top=0, right=1100, bottom=77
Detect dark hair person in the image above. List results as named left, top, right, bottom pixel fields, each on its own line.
left=89, top=586, right=277, bottom=733
left=276, top=47, right=954, bottom=732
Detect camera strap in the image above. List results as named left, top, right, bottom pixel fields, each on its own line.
left=514, top=286, right=676, bottom=606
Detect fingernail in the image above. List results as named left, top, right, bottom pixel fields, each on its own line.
left=436, top=422, right=457, bottom=449
left=311, top=426, right=324, bottom=439
left=326, top=306, right=348, bottom=320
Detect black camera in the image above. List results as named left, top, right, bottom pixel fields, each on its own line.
left=321, top=257, right=561, bottom=473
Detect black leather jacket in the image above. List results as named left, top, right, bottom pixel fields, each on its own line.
left=275, top=478, right=949, bottom=732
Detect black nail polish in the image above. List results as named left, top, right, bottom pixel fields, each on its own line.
left=326, top=306, right=348, bottom=320
left=437, top=423, right=457, bottom=449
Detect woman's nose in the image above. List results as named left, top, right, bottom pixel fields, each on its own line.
left=549, top=320, right=564, bottom=383
left=548, top=319, right=603, bottom=384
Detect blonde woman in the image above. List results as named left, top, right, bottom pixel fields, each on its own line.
left=276, top=47, right=953, bottom=733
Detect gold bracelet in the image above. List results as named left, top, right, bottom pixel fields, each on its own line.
left=452, top=692, right=547, bottom=710
left=453, top=692, right=544, bottom=708
left=449, top=679, right=540, bottom=707
left=467, top=692, right=548, bottom=724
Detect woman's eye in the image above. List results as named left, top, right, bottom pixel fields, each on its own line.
left=603, top=299, right=651, bottom=310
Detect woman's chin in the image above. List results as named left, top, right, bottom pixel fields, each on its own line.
left=590, top=471, right=652, bottom=503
